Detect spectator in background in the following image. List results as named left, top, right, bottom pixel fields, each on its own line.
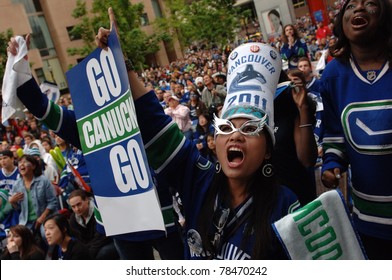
left=315, top=21, right=332, bottom=44
left=41, top=137, right=54, bottom=154
left=273, top=70, right=318, bottom=206
left=22, top=133, right=35, bottom=153
left=25, top=147, right=58, bottom=185
left=2, top=125, right=16, bottom=144
left=192, top=113, right=215, bottom=157
left=307, top=37, right=319, bottom=61
left=205, top=132, right=217, bottom=164
left=154, top=88, right=165, bottom=103
left=1, top=225, right=45, bottom=260
left=0, top=150, right=20, bottom=193
left=68, top=189, right=118, bottom=259
left=27, top=119, right=40, bottom=140
left=161, top=91, right=172, bottom=109
left=280, top=24, right=309, bottom=69
left=0, top=150, right=20, bottom=232
left=201, top=74, right=226, bottom=110
left=195, top=76, right=205, bottom=96
left=9, top=155, right=58, bottom=248
left=212, top=72, right=227, bottom=89
left=187, top=85, right=207, bottom=128
left=44, top=213, right=91, bottom=260
left=164, top=94, right=193, bottom=139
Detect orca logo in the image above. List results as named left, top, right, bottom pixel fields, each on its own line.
left=342, top=100, right=392, bottom=155
left=229, top=64, right=266, bottom=94
left=230, top=51, right=238, bottom=60
left=270, top=50, right=277, bottom=60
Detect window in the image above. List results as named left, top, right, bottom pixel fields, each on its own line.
left=151, top=0, right=163, bottom=18
left=292, top=0, right=306, bottom=9
left=11, top=0, right=42, bottom=13
left=140, top=13, right=149, bottom=26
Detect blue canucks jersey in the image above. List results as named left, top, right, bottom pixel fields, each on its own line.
left=320, top=58, right=392, bottom=240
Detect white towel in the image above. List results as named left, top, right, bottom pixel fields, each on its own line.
left=273, top=190, right=367, bottom=260
left=1, top=36, right=32, bottom=125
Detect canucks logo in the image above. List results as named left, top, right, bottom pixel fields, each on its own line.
left=229, top=64, right=266, bottom=94
left=230, top=51, right=238, bottom=60
left=270, top=50, right=277, bottom=60
left=342, top=100, right=392, bottom=155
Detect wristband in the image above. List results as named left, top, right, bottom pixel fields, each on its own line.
left=124, top=58, right=135, bottom=72
left=299, top=123, right=312, bottom=128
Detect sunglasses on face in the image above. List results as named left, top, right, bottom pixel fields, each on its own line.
left=213, top=114, right=267, bottom=137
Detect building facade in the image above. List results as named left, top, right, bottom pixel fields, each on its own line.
left=0, top=0, right=183, bottom=94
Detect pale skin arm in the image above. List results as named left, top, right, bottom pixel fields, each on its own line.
left=95, top=7, right=152, bottom=101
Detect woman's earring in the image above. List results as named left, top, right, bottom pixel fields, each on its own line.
left=215, top=162, right=222, bottom=173
left=262, top=163, right=274, bottom=177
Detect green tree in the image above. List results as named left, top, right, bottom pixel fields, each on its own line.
left=155, top=0, right=239, bottom=49
left=0, top=29, right=14, bottom=90
left=67, top=0, right=170, bottom=69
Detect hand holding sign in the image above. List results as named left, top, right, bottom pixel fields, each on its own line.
left=95, top=7, right=119, bottom=50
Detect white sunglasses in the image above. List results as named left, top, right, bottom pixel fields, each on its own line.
left=213, top=114, right=267, bottom=137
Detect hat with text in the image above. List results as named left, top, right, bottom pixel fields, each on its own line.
left=221, top=42, right=282, bottom=144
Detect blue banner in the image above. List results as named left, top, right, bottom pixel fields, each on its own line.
left=66, top=30, right=165, bottom=236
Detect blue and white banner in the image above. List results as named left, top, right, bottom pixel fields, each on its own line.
left=273, top=190, right=367, bottom=260
left=66, top=30, right=165, bottom=236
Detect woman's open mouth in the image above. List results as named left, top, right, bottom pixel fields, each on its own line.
left=227, top=147, right=244, bottom=167
left=351, top=16, right=368, bottom=28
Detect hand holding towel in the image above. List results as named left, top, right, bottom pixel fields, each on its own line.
left=1, top=36, right=32, bottom=124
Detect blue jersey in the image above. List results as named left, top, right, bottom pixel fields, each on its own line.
left=280, top=39, right=308, bottom=69
left=0, top=167, right=20, bottom=192
left=306, top=77, right=324, bottom=145
left=320, top=58, right=392, bottom=240
left=17, top=78, right=181, bottom=241
left=135, top=91, right=300, bottom=259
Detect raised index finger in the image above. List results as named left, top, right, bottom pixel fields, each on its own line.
left=108, top=7, right=117, bottom=32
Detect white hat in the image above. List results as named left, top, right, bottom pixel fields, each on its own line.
left=195, top=77, right=204, bottom=85
left=168, top=94, right=180, bottom=101
left=221, top=43, right=282, bottom=144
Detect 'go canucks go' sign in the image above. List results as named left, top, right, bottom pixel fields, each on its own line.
left=66, top=29, right=165, bottom=236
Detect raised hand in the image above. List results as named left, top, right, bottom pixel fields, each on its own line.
left=95, top=7, right=118, bottom=50
left=6, top=34, right=30, bottom=59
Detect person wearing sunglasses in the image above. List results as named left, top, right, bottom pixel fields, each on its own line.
left=7, top=8, right=299, bottom=259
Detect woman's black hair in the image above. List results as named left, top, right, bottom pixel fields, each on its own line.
left=19, top=154, right=42, bottom=177
left=332, top=0, right=392, bottom=65
left=1, top=225, right=44, bottom=259
left=197, top=133, right=280, bottom=259
left=43, top=213, right=73, bottom=240
left=268, top=9, right=283, bottom=31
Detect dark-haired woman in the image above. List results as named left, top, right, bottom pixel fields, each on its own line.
left=280, top=24, right=309, bottom=69
left=44, top=213, right=91, bottom=260
left=320, top=0, right=392, bottom=259
left=1, top=225, right=45, bottom=260
left=8, top=9, right=300, bottom=260
left=9, top=155, right=58, bottom=243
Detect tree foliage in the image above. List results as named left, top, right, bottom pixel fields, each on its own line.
left=0, top=29, right=14, bottom=90
left=155, top=0, right=239, bottom=49
left=67, top=0, right=169, bottom=69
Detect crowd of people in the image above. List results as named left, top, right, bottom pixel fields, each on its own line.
left=1, top=0, right=391, bottom=260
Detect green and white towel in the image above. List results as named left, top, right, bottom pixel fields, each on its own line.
left=273, top=190, right=367, bottom=260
